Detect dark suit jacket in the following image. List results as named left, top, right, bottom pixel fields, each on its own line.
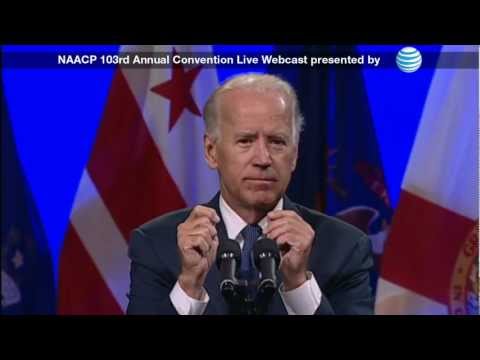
left=126, top=193, right=374, bottom=315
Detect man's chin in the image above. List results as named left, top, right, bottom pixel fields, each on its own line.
left=246, top=192, right=280, bottom=210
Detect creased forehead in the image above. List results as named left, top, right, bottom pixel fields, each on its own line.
left=218, top=88, right=292, bottom=126
left=203, top=73, right=303, bottom=144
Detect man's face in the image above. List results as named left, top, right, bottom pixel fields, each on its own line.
left=205, top=87, right=298, bottom=212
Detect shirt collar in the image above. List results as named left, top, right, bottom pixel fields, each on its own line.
left=219, top=194, right=283, bottom=240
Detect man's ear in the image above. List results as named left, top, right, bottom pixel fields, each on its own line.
left=204, top=134, right=218, bottom=169
left=291, top=144, right=298, bottom=172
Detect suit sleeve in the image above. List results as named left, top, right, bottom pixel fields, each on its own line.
left=315, top=235, right=375, bottom=315
left=126, top=228, right=179, bottom=315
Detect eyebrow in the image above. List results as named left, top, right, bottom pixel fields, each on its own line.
left=235, top=131, right=257, bottom=138
left=235, top=131, right=290, bottom=138
left=268, top=133, right=289, bottom=139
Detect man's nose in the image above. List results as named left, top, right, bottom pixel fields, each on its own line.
left=253, top=139, right=272, bottom=167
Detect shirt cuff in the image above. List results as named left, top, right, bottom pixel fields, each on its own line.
left=169, top=281, right=209, bottom=315
left=279, top=271, right=322, bottom=315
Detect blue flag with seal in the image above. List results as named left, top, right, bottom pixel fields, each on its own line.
left=269, top=45, right=393, bottom=292
left=1, top=62, right=56, bottom=314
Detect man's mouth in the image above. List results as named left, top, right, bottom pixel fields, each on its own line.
left=244, top=178, right=277, bottom=185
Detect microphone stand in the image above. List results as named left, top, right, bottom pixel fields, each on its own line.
left=219, top=237, right=279, bottom=315
left=223, top=280, right=256, bottom=315
left=253, top=281, right=276, bottom=315
left=223, top=280, right=276, bottom=315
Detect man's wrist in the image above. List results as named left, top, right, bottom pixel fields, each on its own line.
left=282, top=271, right=308, bottom=291
left=178, top=273, right=204, bottom=300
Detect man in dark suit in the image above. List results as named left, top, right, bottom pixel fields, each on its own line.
left=127, top=73, right=374, bottom=315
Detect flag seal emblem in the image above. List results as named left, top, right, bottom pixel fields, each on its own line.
left=449, top=225, right=479, bottom=315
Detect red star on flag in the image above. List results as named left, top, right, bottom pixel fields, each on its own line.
left=150, top=49, right=203, bottom=131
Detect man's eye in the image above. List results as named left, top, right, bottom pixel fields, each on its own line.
left=238, top=138, right=252, bottom=144
left=271, top=139, right=286, bottom=146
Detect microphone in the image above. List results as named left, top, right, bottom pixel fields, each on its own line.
left=253, top=236, right=280, bottom=295
left=216, top=239, right=242, bottom=298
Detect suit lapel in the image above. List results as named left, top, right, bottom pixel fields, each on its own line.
left=283, top=195, right=301, bottom=214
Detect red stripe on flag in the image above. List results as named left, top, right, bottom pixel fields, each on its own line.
left=87, top=69, right=186, bottom=241
left=381, top=190, right=475, bottom=305
left=58, top=224, right=123, bottom=314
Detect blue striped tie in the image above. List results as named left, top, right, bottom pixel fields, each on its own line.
left=239, top=224, right=262, bottom=281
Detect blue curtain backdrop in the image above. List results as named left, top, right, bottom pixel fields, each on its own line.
left=1, top=58, right=56, bottom=314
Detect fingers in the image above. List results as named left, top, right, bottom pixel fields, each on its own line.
left=188, top=205, right=220, bottom=224
left=186, top=236, right=211, bottom=257
left=265, top=210, right=303, bottom=240
left=185, top=232, right=219, bottom=257
left=267, top=210, right=300, bottom=221
left=177, top=207, right=221, bottom=283
left=265, top=210, right=314, bottom=254
left=265, top=219, right=291, bottom=239
left=180, top=229, right=215, bottom=253
left=178, top=206, right=220, bottom=253
left=189, top=227, right=217, bottom=248
left=189, top=217, right=218, bottom=238
left=276, top=234, right=292, bottom=255
left=208, top=236, right=219, bottom=261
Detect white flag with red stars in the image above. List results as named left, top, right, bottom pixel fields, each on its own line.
left=375, top=45, right=478, bottom=315
left=58, top=45, right=219, bottom=314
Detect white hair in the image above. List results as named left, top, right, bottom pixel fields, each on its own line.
left=203, top=73, right=304, bottom=144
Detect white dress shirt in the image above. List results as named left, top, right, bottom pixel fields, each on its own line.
left=170, top=195, right=322, bottom=315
